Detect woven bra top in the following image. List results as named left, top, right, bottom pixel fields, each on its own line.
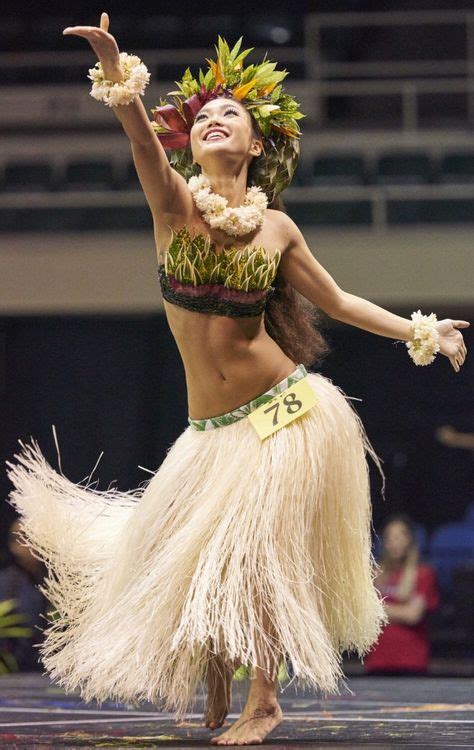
left=157, top=226, right=282, bottom=318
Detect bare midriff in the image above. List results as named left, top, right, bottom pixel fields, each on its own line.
left=163, top=300, right=297, bottom=420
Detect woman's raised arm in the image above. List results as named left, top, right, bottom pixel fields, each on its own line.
left=277, top=211, right=469, bottom=372
left=63, top=12, right=192, bottom=219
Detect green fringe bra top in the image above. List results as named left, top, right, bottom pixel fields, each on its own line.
left=158, top=227, right=282, bottom=317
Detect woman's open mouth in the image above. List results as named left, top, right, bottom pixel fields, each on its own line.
left=203, top=128, right=229, bottom=142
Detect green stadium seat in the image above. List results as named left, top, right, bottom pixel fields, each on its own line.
left=64, top=160, right=116, bottom=191
left=375, top=152, right=432, bottom=185
left=119, top=161, right=141, bottom=191
left=439, top=153, right=474, bottom=184
left=3, top=162, right=54, bottom=192
left=288, top=200, right=372, bottom=225
left=388, top=198, right=474, bottom=224
left=0, top=206, right=153, bottom=232
left=312, top=154, right=367, bottom=186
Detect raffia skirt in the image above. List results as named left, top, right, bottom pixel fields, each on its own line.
left=6, top=363, right=387, bottom=717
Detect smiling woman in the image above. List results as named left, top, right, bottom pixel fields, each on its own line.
left=6, top=12, right=469, bottom=748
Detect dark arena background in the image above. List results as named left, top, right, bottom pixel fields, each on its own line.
left=0, top=0, right=473, bottom=747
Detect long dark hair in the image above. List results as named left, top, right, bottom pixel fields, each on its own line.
left=376, top=514, right=420, bottom=600
left=263, top=194, right=331, bottom=369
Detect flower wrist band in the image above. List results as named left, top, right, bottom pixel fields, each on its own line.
left=88, top=52, right=150, bottom=107
left=406, top=310, right=440, bottom=365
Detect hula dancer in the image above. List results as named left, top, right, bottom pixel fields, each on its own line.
left=6, top=13, right=469, bottom=745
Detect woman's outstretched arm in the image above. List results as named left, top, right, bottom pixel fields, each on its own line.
left=63, top=12, right=192, bottom=219
left=277, top=212, right=469, bottom=372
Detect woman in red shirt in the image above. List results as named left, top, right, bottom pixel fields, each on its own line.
left=365, top=514, right=440, bottom=675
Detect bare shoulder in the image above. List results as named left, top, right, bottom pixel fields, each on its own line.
left=265, top=207, right=301, bottom=252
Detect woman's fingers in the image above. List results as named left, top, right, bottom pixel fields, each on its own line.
left=100, top=12, right=109, bottom=32
left=63, top=26, right=96, bottom=36
left=63, top=26, right=107, bottom=37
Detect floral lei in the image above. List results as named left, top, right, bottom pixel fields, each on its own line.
left=188, top=174, right=268, bottom=236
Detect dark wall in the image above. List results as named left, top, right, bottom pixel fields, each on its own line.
left=1, top=313, right=472, bottom=553
left=10, top=1, right=472, bottom=14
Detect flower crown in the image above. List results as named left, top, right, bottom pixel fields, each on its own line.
left=151, top=36, right=304, bottom=203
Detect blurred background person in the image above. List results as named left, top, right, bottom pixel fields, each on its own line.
left=0, top=518, right=48, bottom=672
left=436, top=426, right=474, bottom=452
left=365, top=514, right=440, bottom=676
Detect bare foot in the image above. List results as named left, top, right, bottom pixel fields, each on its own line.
left=210, top=699, right=283, bottom=745
left=204, top=657, right=234, bottom=730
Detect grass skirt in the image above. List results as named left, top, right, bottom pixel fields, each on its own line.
left=6, top=365, right=387, bottom=716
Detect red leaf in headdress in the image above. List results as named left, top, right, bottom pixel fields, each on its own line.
left=153, top=103, right=189, bottom=133
left=182, top=94, right=204, bottom=128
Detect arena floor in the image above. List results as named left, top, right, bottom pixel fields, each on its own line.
left=0, top=673, right=472, bottom=748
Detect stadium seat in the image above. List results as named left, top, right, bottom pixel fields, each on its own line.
left=184, top=15, right=240, bottom=46
left=2, top=163, right=54, bottom=192
left=291, top=162, right=314, bottom=186
left=289, top=200, right=372, bottom=225
left=375, top=152, right=432, bottom=185
left=0, top=206, right=153, bottom=232
left=439, top=152, right=474, bottom=184
left=428, top=522, right=474, bottom=592
left=110, top=15, right=184, bottom=49
left=119, top=162, right=141, bottom=191
left=64, top=161, right=116, bottom=191
left=388, top=197, right=474, bottom=224
left=312, top=154, right=367, bottom=186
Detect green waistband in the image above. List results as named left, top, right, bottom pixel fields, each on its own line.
left=188, top=363, right=307, bottom=431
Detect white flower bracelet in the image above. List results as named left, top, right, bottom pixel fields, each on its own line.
left=406, top=309, right=440, bottom=366
left=87, top=52, right=150, bottom=107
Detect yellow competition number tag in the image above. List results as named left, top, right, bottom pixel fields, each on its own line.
left=247, top=376, right=318, bottom=441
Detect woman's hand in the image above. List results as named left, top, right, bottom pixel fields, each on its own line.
left=384, top=595, right=426, bottom=625
left=435, top=318, right=469, bottom=372
left=63, top=12, right=122, bottom=82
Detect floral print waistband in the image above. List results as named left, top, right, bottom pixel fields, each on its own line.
left=188, top=363, right=308, bottom=430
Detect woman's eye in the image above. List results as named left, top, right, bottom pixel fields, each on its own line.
left=195, top=108, right=238, bottom=122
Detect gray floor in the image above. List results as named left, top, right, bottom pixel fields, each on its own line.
left=0, top=673, right=472, bottom=748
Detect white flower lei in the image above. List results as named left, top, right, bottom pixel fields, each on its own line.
left=406, top=309, right=440, bottom=365
left=188, top=174, right=268, bottom=236
left=88, top=52, right=150, bottom=108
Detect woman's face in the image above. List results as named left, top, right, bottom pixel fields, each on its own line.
left=383, top=521, right=413, bottom=562
left=190, top=97, right=262, bottom=169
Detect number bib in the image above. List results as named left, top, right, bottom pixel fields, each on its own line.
left=247, top=376, right=318, bottom=441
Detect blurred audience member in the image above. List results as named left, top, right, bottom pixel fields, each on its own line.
left=436, top=425, right=474, bottom=452
left=0, top=518, right=48, bottom=671
left=365, top=514, right=440, bottom=675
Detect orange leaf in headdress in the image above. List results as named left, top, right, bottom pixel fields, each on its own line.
left=258, top=82, right=277, bottom=97
left=215, top=59, right=225, bottom=85
left=207, top=58, right=225, bottom=86
left=232, top=78, right=258, bottom=100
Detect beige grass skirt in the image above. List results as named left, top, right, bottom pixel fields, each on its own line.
left=6, top=363, right=387, bottom=716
